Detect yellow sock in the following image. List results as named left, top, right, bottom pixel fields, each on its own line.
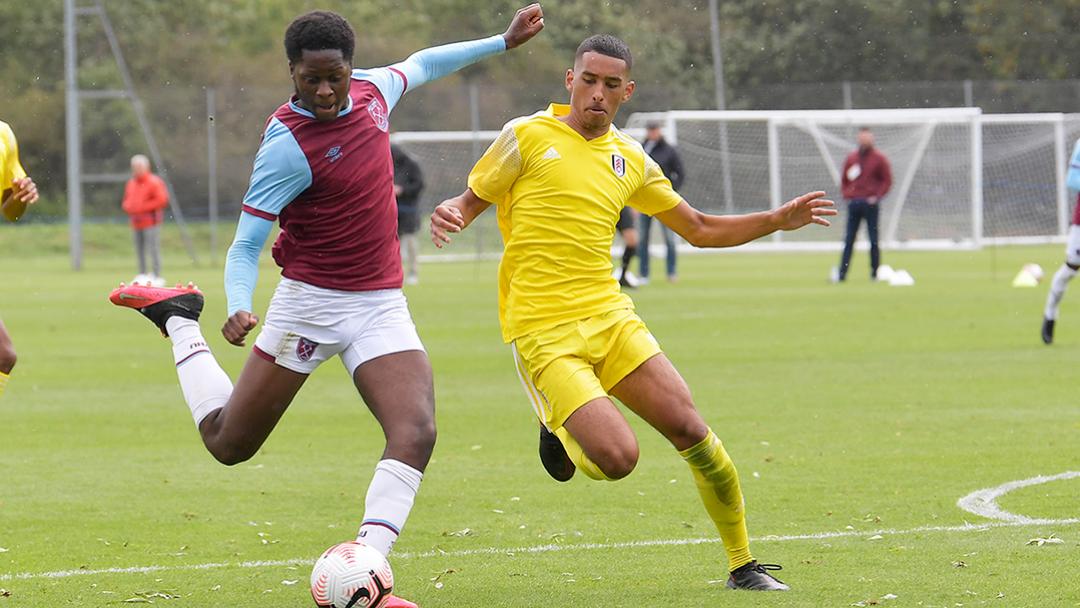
left=554, top=426, right=612, bottom=481
left=0, top=371, right=8, bottom=399
left=680, top=429, right=753, bottom=571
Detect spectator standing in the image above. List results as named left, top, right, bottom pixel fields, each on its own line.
left=122, top=154, right=169, bottom=282
left=835, top=128, right=891, bottom=282
left=639, top=120, right=684, bottom=283
left=392, top=144, right=424, bottom=285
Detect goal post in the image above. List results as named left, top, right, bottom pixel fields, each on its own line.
left=390, top=110, right=1079, bottom=260
left=626, top=108, right=1078, bottom=250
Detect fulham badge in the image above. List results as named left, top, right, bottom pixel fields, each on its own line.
left=611, top=154, right=626, bottom=178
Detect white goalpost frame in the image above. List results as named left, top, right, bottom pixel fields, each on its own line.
left=625, top=108, right=1074, bottom=251
left=390, top=109, right=1076, bottom=263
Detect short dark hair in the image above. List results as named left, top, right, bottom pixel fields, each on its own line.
left=575, top=34, right=632, bottom=71
left=284, top=11, right=355, bottom=64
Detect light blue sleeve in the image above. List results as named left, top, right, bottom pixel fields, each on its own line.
left=1068, top=139, right=1080, bottom=191
left=353, top=34, right=506, bottom=113
left=241, top=117, right=312, bottom=217
left=224, top=118, right=310, bottom=315
left=224, top=213, right=274, bottom=315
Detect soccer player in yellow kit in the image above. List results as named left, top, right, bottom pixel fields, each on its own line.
left=430, top=35, right=835, bottom=592
left=0, top=119, right=40, bottom=399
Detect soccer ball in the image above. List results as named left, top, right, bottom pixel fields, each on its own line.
left=310, top=541, right=394, bottom=608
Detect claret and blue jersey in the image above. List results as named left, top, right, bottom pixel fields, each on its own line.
left=225, top=35, right=507, bottom=316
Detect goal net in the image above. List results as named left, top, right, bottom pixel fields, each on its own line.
left=625, top=109, right=1080, bottom=249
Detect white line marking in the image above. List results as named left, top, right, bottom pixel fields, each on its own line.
left=957, top=471, right=1080, bottom=523
left=4, top=517, right=1078, bottom=582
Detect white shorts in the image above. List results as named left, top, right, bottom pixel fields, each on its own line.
left=253, top=279, right=425, bottom=375
left=1067, top=225, right=1080, bottom=267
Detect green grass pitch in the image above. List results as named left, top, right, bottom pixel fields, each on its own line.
left=1, top=226, right=1078, bottom=606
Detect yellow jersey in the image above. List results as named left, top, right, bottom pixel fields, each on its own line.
left=468, top=104, right=683, bottom=342
left=0, top=120, right=28, bottom=195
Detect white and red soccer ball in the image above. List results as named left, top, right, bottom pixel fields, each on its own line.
left=310, top=541, right=394, bottom=608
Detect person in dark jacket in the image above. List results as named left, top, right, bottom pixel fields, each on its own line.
left=835, top=127, right=892, bottom=282
left=639, top=121, right=685, bottom=283
left=392, top=144, right=425, bottom=284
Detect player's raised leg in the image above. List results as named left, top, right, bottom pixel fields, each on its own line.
left=511, top=335, right=640, bottom=482
left=558, top=398, right=640, bottom=481
left=349, top=350, right=436, bottom=557
left=110, top=283, right=308, bottom=464
left=610, top=353, right=788, bottom=591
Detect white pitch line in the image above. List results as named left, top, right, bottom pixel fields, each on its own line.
left=3, top=517, right=1078, bottom=583
left=957, top=471, right=1080, bottom=523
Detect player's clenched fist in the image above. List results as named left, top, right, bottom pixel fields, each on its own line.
left=430, top=202, right=465, bottom=248
left=222, top=310, right=260, bottom=346
left=503, top=3, right=545, bottom=49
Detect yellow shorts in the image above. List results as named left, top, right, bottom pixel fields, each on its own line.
left=511, top=309, right=662, bottom=431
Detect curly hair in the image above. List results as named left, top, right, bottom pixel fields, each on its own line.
left=284, top=11, right=355, bottom=63
left=575, top=34, right=633, bottom=71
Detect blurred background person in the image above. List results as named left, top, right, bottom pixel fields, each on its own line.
left=1041, top=135, right=1080, bottom=344
left=392, top=144, right=425, bottom=285
left=639, top=120, right=684, bottom=284
left=615, top=207, right=640, bottom=288
left=122, top=154, right=169, bottom=284
left=834, top=127, right=891, bottom=283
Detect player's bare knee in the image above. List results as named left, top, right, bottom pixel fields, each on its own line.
left=597, top=443, right=639, bottom=480
left=0, top=344, right=15, bottom=375
left=206, top=436, right=260, bottom=466
left=212, top=446, right=256, bottom=466
left=667, top=416, right=709, bottom=449
left=386, top=417, right=437, bottom=458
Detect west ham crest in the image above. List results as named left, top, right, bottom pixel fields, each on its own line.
left=611, top=154, right=626, bottom=178
left=367, top=98, right=389, bottom=132
left=296, top=336, right=318, bottom=362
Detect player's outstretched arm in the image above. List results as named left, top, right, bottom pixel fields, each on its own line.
left=656, top=191, right=836, bottom=248
left=430, top=188, right=492, bottom=249
left=222, top=213, right=273, bottom=346
left=1, top=177, right=38, bottom=222
left=391, top=4, right=543, bottom=92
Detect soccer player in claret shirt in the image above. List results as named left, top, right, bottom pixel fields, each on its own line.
left=0, top=119, right=39, bottom=400
left=430, top=35, right=835, bottom=592
left=1042, top=136, right=1080, bottom=344
left=110, top=7, right=544, bottom=606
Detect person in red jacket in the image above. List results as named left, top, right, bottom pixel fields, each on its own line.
left=835, top=128, right=892, bottom=282
left=122, top=154, right=169, bottom=281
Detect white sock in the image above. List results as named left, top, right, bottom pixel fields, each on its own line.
left=166, top=317, right=233, bottom=426
left=356, top=459, right=423, bottom=556
left=1044, top=265, right=1078, bottom=321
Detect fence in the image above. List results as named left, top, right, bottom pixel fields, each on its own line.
left=38, top=78, right=1080, bottom=261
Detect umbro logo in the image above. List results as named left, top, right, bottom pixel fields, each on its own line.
left=325, top=145, right=344, bottom=163
left=542, top=147, right=561, bottom=160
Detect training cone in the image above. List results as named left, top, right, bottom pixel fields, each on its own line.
left=1012, top=269, right=1039, bottom=288
left=875, top=264, right=896, bottom=282
left=889, top=269, right=915, bottom=286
